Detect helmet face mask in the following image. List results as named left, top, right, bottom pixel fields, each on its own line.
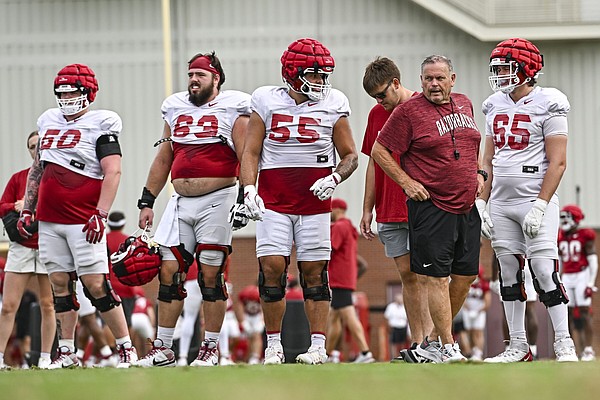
left=489, top=59, right=524, bottom=93
left=281, top=38, right=335, bottom=101
left=560, top=205, right=584, bottom=232
left=55, top=85, right=89, bottom=115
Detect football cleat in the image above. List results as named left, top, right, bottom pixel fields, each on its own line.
left=132, top=339, right=176, bottom=367
left=554, top=337, right=579, bottom=362
left=47, top=346, right=80, bottom=369
left=264, top=344, right=285, bottom=365
left=353, top=351, right=376, bottom=364
left=219, top=356, right=236, bottom=366
left=484, top=340, right=533, bottom=363
left=581, top=346, right=596, bottom=362
left=116, top=343, right=138, bottom=368
left=190, top=341, right=219, bottom=367
left=296, top=346, right=328, bottom=365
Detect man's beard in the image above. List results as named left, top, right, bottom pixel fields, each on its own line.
left=188, top=85, right=214, bottom=106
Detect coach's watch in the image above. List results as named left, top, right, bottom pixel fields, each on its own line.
left=477, top=169, right=488, bottom=182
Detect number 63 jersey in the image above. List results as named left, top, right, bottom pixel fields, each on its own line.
left=482, top=86, right=569, bottom=203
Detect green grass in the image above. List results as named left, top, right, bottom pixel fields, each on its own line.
left=1, top=361, right=599, bottom=400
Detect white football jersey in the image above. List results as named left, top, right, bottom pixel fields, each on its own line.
left=37, top=108, right=122, bottom=179
left=483, top=86, right=569, bottom=204
left=251, top=86, right=350, bottom=170
left=161, top=90, right=251, bottom=152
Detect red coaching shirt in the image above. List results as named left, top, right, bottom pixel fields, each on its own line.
left=377, top=93, right=480, bottom=214
left=329, top=217, right=358, bottom=290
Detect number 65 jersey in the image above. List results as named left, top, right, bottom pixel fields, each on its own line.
left=482, top=86, right=569, bottom=204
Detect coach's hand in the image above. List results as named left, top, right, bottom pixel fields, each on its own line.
left=244, top=185, right=265, bottom=221
left=17, top=209, right=34, bottom=239
left=584, top=286, right=597, bottom=299
left=82, top=209, right=108, bottom=244
left=523, top=198, right=547, bottom=239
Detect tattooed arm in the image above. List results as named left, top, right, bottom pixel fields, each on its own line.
left=23, top=139, right=43, bottom=212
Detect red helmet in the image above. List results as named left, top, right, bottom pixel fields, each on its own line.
left=281, top=38, right=335, bottom=101
left=110, top=232, right=161, bottom=286
left=489, top=38, right=543, bottom=93
left=54, top=64, right=99, bottom=115
left=560, top=204, right=584, bottom=232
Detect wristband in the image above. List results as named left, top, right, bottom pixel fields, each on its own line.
left=477, top=169, right=488, bottom=182
left=137, top=187, right=156, bottom=209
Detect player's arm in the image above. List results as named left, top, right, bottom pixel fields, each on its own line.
left=371, top=141, right=428, bottom=201
left=240, top=112, right=265, bottom=187
left=477, top=136, right=494, bottom=202
left=232, top=115, right=250, bottom=163
left=144, top=122, right=174, bottom=196
left=585, top=237, right=598, bottom=291
left=331, top=116, right=358, bottom=182
left=537, top=134, right=567, bottom=202
left=97, top=154, right=121, bottom=213
left=360, top=158, right=376, bottom=240
left=22, top=138, right=43, bottom=212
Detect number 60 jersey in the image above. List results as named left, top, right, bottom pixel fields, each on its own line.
left=482, top=86, right=569, bottom=203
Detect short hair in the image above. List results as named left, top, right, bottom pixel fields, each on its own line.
left=27, top=130, right=38, bottom=147
left=362, top=57, right=401, bottom=94
left=108, top=211, right=126, bottom=230
left=188, top=51, right=226, bottom=90
left=421, top=55, right=453, bottom=73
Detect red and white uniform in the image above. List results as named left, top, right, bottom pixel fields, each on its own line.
left=35, top=108, right=122, bottom=275
left=36, top=109, right=121, bottom=223
left=162, top=90, right=251, bottom=180
left=483, top=87, right=569, bottom=259
left=238, top=285, right=264, bottom=335
left=253, top=86, right=350, bottom=215
left=462, top=275, right=490, bottom=330
left=559, top=228, right=596, bottom=307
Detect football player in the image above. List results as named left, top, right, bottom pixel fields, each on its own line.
left=135, top=52, right=251, bottom=367
left=17, top=64, right=136, bottom=368
left=477, top=38, right=578, bottom=362
left=238, top=38, right=358, bottom=364
left=559, top=204, right=597, bottom=361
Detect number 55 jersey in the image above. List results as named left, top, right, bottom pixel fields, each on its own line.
left=482, top=86, right=569, bottom=204
left=251, top=86, right=350, bottom=214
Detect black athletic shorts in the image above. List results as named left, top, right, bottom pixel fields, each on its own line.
left=390, top=327, right=408, bottom=344
left=407, top=199, right=480, bottom=278
left=331, top=288, right=353, bottom=309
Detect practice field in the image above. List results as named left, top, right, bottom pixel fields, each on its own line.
left=1, top=361, right=598, bottom=400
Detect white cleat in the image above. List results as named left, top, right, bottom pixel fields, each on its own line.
left=484, top=341, right=533, bottom=363
left=554, top=337, right=579, bottom=362
left=296, top=346, right=327, bottom=365
left=190, top=341, right=219, bottom=367
left=581, top=347, right=596, bottom=362
left=353, top=351, right=376, bottom=364
left=264, top=344, right=285, bottom=365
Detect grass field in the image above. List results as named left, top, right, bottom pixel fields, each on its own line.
left=1, top=361, right=600, bottom=400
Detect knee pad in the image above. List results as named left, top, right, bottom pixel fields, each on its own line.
left=258, top=257, right=288, bottom=303
left=53, top=272, right=80, bottom=313
left=158, top=283, right=187, bottom=302
left=498, top=254, right=527, bottom=302
left=530, top=259, right=569, bottom=308
left=82, top=274, right=122, bottom=312
left=299, top=262, right=331, bottom=302
left=170, top=244, right=195, bottom=284
left=196, top=243, right=230, bottom=302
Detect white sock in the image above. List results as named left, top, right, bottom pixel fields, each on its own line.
left=502, top=301, right=527, bottom=342
left=547, top=303, right=570, bottom=340
left=100, top=345, right=113, bottom=357
left=204, top=331, right=220, bottom=348
left=157, top=327, right=175, bottom=348
left=267, top=332, right=281, bottom=348
left=59, top=339, right=75, bottom=353
left=311, top=333, right=326, bottom=349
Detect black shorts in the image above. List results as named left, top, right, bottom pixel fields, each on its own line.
left=15, top=291, right=37, bottom=339
left=390, top=327, right=408, bottom=344
left=407, top=199, right=480, bottom=278
left=330, top=288, right=353, bottom=309
left=120, top=297, right=135, bottom=327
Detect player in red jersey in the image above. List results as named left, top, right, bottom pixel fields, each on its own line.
left=559, top=204, right=597, bottom=361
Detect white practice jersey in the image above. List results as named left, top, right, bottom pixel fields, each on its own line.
left=37, top=108, right=122, bottom=179
left=483, top=86, right=569, bottom=204
left=251, top=86, right=350, bottom=170
left=161, top=90, right=251, bottom=152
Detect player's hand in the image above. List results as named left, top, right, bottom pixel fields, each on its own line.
left=17, top=209, right=34, bottom=239
left=584, top=286, right=597, bottom=299
left=229, top=186, right=250, bottom=230
left=244, top=185, right=265, bottom=221
left=14, top=199, right=24, bottom=213
left=82, top=209, right=108, bottom=244
left=475, top=198, right=494, bottom=239
left=139, top=208, right=154, bottom=229
left=489, top=280, right=500, bottom=296
left=523, top=198, right=548, bottom=239
left=310, top=172, right=341, bottom=201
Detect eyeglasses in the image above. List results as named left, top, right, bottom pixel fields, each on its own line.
left=372, top=79, right=394, bottom=100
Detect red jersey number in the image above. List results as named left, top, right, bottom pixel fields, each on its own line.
left=269, top=114, right=321, bottom=144
left=492, top=113, right=531, bottom=150
left=173, top=115, right=219, bottom=138
left=40, top=129, right=82, bottom=149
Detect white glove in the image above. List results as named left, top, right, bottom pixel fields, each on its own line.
left=475, top=198, right=494, bottom=239
left=243, top=185, right=265, bottom=221
left=489, top=280, right=500, bottom=296
left=522, top=198, right=548, bottom=239
left=309, top=172, right=341, bottom=201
